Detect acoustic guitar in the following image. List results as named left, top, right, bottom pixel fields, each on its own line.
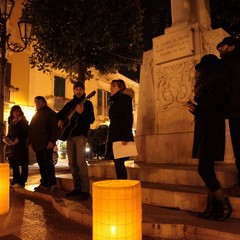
left=58, top=90, right=96, bottom=141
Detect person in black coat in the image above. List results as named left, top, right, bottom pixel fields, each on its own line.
left=6, top=105, right=29, bottom=188
left=105, top=79, right=134, bottom=179
left=217, top=36, right=240, bottom=189
left=187, top=54, right=232, bottom=221
left=29, top=96, right=58, bottom=192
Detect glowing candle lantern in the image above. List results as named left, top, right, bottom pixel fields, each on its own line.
left=92, top=180, right=142, bottom=240
left=0, top=163, right=10, bottom=214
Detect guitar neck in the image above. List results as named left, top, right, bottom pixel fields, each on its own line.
left=66, top=90, right=96, bottom=121
left=68, top=97, right=88, bottom=119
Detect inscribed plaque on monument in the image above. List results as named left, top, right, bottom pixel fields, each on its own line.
left=153, top=28, right=194, bottom=64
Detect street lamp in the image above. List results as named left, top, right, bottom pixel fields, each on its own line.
left=0, top=0, right=33, bottom=163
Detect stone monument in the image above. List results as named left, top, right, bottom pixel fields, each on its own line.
left=136, top=0, right=233, bottom=164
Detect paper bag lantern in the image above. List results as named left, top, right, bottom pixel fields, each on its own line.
left=92, top=180, right=142, bottom=240
left=0, top=163, right=10, bottom=214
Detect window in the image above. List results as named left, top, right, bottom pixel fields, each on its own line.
left=97, top=89, right=111, bottom=116
left=53, top=76, right=65, bottom=110
left=54, top=76, right=65, bottom=97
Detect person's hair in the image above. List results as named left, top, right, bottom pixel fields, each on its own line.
left=194, top=54, right=223, bottom=99
left=8, top=105, right=24, bottom=122
left=35, top=96, right=47, bottom=105
left=111, top=79, right=126, bottom=92
left=73, top=81, right=85, bottom=90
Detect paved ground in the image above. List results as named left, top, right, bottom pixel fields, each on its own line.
left=1, top=160, right=240, bottom=240
left=0, top=161, right=93, bottom=240
left=0, top=191, right=92, bottom=240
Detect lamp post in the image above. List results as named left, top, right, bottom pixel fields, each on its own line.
left=0, top=0, right=33, bottom=163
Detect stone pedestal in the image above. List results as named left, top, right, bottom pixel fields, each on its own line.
left=136, top=1, right=233, bottom=164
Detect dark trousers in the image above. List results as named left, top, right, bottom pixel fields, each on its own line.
left=198, top=158, right=221, bottom=192
left=36, top=149, right=56, bottom=187
left=229, top=119, right=240, bottom=185
left=11, top=161, right=28, bottom=186
left=113, top=157, right=128, bottom=179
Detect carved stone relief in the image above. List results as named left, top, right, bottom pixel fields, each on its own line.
left=155, top=60, right=196, bottom=111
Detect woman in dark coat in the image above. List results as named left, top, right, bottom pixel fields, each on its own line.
left=187, top=54, right=232, bottom=221
left=105, top=79, right=134, bottom=179
left=6, top=105, right=29, bottom=188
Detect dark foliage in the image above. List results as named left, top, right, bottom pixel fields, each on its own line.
left=87, top=125, right=109, bottom=158
left=21, top=0, right=143, bottom=82
left=141, top=0, right=171, bottom=51
left=210, top=0, right=240, bottom=36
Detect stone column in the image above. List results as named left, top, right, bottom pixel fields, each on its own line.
left=191, top=0, right=211, bottom=30
left=170, top=0, right=191, bottom=26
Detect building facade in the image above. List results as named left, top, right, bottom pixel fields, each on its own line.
left=4, top=0, right=139, bottom=132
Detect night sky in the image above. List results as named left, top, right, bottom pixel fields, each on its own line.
left=119, top=0, right=171, bottom=82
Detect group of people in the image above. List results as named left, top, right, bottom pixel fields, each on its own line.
left=7, top=96, right=59, bottom=192
left=187, top=36, right=240, bottom=221
left=7, top=35, right=239, bottom=219
left=6, top=78, right=134, bottom=201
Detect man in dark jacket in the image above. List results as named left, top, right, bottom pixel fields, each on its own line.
left=217, top=36, right=240, bottom=189
left=57, top=81, right=95, bottom=200
left=29, top=96, right=58, bottom=191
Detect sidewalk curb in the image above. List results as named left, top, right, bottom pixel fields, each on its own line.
left=14, top=187, right=240, bottom=240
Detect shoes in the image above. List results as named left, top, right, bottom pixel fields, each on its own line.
left=65, top=190, right=90, bottom=200
left=34, top=184, right=58, bottom=192
left=65, top=189, right=82, bottom=198
left=213, top=197, right=232, bottom=221
left=11, top=183, right=24, bottom=188
left=34, top=184, right=49, bottom=192
left=198, top=196, right=217, bottom=219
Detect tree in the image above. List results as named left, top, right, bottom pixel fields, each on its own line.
left=141, top=0, right=171, bottom=51
left=210, top=0, right=240, bottom=36
left=87, top=125, right=109, bottom=158
left=21, top=0, right=143, bottom=82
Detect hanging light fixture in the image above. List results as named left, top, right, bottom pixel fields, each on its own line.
left=18, top=20, right=33, bottom=46
left=0, top=0, right=33, bottom=163
left=0, top=0, right=14, bottom=19
left=92, top=180, right=142, bottom=240
left=0, top=163, right=10, bottom=214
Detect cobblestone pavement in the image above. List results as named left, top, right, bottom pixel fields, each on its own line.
left=0, top=190, right=92, bottom=240
left=0, top=162, right=93, bottom=240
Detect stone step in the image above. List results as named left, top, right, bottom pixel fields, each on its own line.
left=56, top=173, right=240, bottom=220
left=15, top=186, right=240, bottom=240
left=140, top=181, right=240, bottom=219
left=57, top=160, right=240, bottom=220
left=87, top=160, right=238, bottom=188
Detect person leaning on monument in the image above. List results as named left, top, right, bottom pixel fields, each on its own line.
left=28, top=96, right=58, bottom=192
left=187, top=54, right=232, bottom=221
left=57, top=81, right=95, bottom=200
left=217, top=36, right=240, bottom=192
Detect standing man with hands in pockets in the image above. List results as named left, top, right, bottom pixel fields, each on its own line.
left=217, top=36, right=240, bottom=191
left=28, top=96, right=58, bottom=192
left=57, top=81, right=95, bottom=200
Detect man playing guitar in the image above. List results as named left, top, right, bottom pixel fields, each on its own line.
left=57, top=81, right=95, bottom=200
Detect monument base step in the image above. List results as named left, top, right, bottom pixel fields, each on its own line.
left=87, top=160, right=238, bottom=188
left=15, top=184, right=240, bottom=240
left=56, top=173, right=240, bottom=220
